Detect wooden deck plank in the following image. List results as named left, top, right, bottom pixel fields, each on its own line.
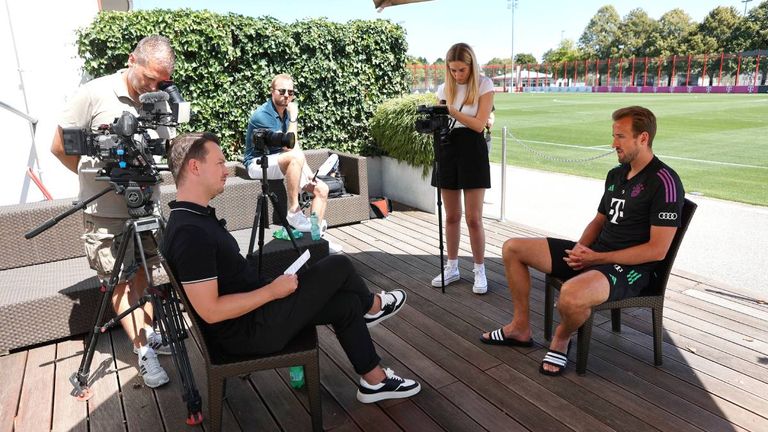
left=84, top=332, right=124, bottom=432
left=51, top=339, right=86, bottom=432
left=0, top=351, right=27, bottom=432
left=111, top=329, right=164, bottom=431
left=249, top=369, right=313, bottom=431
left=14, top=345, right=54, bottom=432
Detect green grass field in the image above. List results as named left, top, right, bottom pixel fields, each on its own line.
left=489, top=93, right=768, bottom=206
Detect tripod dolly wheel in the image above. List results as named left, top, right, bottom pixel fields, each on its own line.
left=186, top=412, right=204, bottom=426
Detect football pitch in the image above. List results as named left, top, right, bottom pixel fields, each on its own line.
left=489, top=93, right=768, bottom=206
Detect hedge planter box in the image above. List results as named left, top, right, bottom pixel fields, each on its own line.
left=380, top=156, right=436, bottom=214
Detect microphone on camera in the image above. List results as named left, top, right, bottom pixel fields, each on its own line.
left=139, top=91, right=170, bottom=104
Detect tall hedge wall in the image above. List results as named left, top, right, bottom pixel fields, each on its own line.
left=76, top=9, right=409, bottom=160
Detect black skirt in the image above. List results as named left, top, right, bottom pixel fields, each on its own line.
left=430, top=127, right=491, bottom=190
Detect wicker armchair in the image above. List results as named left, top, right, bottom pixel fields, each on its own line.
left=544, top=198, right=697, bottom=375
left=162, top=261, right=322, bottom=432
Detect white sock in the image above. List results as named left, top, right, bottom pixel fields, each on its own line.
left=474, top=262, right=485, bottom=272
left=447, top=259, right=458, bottom=270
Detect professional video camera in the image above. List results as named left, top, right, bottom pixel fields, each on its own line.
left=252, top=128, right=296, bottom=154
left=415, top=104, right=451, bottom=134
left=60, top=83, right=190, bottom=216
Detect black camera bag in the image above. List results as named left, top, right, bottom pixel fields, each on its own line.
left=317, top=175, right=346, bottom=198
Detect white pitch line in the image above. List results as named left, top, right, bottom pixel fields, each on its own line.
left=515, top=138, right=767, bottom=169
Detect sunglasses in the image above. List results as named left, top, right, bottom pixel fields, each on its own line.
left=275, top=88, right=295, bottom=96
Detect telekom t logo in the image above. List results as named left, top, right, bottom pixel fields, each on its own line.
left=608, top=198, right=625, bottom=224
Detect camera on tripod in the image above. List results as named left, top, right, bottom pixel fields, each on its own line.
left=60, top=83, right=190, bottom=216
left=415, top=104, right=451, bottom=134
left=252, top=128, right=296, bottom=155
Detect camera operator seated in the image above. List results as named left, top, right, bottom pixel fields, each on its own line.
left=50, top=35, right=176, bottom=389
left=243, top=73, right=342, bottom=254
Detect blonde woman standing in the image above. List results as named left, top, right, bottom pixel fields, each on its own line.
left=431, top=43, right=494, bottom=294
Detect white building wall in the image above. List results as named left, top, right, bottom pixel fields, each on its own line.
left=1, top=0, right=99, bottom=205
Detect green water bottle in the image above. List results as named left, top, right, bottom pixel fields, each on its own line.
left=289, top=366, right=305, bottom=389
left=310, top=212, right=321, bottom=241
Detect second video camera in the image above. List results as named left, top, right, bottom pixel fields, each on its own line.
left=252, top=128, right=295, bottom=154
left=415, top=104, right=451, bottom=134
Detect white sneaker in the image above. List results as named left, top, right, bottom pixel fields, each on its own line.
left=473, top=266, right=488, bottom=294
left=364, top=289, right=406, bottom=327
left=139, top=349, right=170, bottom=388
left=133, top=331, right=172, bottom=355
left=357, top=368, right=421, bottom=403
left=431, top=265, right=460, bottom=287
left=286, top=210, right=312, bottom=231
left=327, top=240, right=343, bottom=254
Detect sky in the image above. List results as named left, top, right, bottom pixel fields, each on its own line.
left=133, top=0, right=757, bottom=64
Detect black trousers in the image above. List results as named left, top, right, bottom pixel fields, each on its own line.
left=219, top=255, right=381, bottom=375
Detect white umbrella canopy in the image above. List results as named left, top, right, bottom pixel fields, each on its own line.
left=373, top=0, right=433, bottom=11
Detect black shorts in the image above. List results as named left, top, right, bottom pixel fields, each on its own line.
left=431, top=127, right=491, bottom=190
left=547, top=237, right=654, bottom=302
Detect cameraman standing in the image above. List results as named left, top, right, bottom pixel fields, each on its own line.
left=243, top=74, right=342, bottom=254
left=50, top=35, right=176, bottom=388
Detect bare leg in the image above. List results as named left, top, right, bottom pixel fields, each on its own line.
left=481, top=238, right=552, bottom=342
left=462, top=188, right=485, bottom=264
left=308, top=180, right=329, bottom=221
left=278, top=148, right=306, bottom=212
left=441, top=189, right=462, bottom=260
left=111, top=270, right=153, bottom=349
left=543, top=270, right=609, bottom=373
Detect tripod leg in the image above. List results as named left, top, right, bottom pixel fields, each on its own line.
left=268, top=192, right=304, bottom=256
left=152, top=286, right=203, bottom=424
left=71, top=222, right=135, bottom=400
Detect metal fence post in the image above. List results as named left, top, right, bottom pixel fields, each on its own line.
left=499, top=127, right=508, bottom=222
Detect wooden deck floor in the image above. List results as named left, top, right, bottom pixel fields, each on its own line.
left=2, top=211, right=767, bottom=431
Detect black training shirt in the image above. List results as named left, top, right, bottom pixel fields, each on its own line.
left=593, top=156, right=684, bottom=253
left=161, top=200, right=265, bottom=341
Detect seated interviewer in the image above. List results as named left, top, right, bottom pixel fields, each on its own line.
left=161, top=132, right=421, bottom=403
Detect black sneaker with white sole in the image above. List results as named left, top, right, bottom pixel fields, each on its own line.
left=356, top=368, right=421, bottom=403
left=364, top=289, right=406, bottom=328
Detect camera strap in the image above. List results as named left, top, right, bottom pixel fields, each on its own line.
left=448, top=102, right=464, bottom=131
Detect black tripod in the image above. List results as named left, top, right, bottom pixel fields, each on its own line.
left=25, top=183, right=203, bottom=425
left=246, top=152, right=305, bottom=278
left=432, top=127, right=450, bottom=294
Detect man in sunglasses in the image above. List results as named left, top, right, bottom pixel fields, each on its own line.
left=244, top=74, right=342, bottom=254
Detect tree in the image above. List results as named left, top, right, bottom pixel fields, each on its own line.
left=483, top=57, right=513, bottom=80
left=514, top=53, right=537, bottom=65
left=649, top=9, right=695, bottom=57
left=542, top=39, right=581, bottom=64
left=684, top=6, right=743, bottom=85
left=729, top=1, right=768, bottom=84
left=615, top=8, right=658, bottom=58
left=579, top=5, right=621, bottom=59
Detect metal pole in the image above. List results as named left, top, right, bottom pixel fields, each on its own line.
left=499, top=127, right=508, bottom=222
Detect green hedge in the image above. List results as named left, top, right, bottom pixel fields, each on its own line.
left=370, top=93, right=438, bottom=177
left=76, top=9, right=409, bottom=160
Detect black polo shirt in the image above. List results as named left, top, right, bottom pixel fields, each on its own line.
left=161, top=200, right=265, bottom=341
left=593, top=156, right=685, bottom=253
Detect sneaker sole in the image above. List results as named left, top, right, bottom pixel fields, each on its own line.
left=356, top=383, right=421, bottom=403
left=143, top=375, right=170, bottom=388
left=366, top=291, right=407, bottom=328
left=473, top=286, right=488, bottom=294
left=431, top=273, right=460, bottom=287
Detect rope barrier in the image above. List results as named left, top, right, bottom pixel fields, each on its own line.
left=505, top=130, right=615, bottom=163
